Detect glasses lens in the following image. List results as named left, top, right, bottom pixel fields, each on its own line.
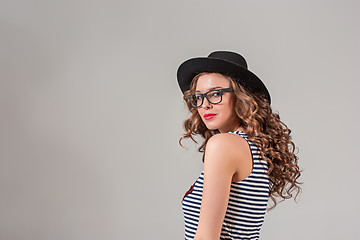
left=207, top=90, right=222, bottom=104
left=189, top=94, right=203, bottom=108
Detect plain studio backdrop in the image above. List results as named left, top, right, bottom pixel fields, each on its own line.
left=0, top=0, right=359, bottom=239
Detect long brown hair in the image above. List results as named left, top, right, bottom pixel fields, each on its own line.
left=179, top=73, right=302, bottom=210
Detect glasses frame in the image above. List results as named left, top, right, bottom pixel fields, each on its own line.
left=188, top=87, right=234, bottom=108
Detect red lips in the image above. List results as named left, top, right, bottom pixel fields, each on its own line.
left=204, top=113, right=217, bottom=120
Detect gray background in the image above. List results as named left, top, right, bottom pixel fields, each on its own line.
left=1, top=0, right=359, bottom=239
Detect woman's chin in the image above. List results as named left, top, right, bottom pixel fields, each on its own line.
left=204, top=123, right=219, bottom=131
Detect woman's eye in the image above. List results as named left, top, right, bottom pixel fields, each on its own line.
left=195, top=95, right=203, bottom=100
left=210, top=91, right=220, bottom=97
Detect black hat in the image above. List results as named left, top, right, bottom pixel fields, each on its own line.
left=177, top=51, right=271, bottom=104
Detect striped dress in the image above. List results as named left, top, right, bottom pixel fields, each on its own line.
left=181, top=130, right=269, bottom=240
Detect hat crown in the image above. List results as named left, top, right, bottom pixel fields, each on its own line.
left=208, top=51, right=248, bottom=70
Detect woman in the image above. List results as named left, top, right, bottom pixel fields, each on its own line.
left=177, top=51, right=301, bottom=240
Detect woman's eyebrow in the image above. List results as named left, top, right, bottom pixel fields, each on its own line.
left=195, top=86, right=223, bottom=92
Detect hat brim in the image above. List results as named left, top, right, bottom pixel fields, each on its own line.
left=177, top=57, right=271, bottom=103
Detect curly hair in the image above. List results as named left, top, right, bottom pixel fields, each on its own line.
left=179, top=73, right=302, bottom=210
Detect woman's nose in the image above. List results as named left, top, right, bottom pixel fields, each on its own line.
left=202, top=97, right=212, bottom=109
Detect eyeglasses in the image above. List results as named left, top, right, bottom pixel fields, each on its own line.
left=188, top=87, right=234, bottom=108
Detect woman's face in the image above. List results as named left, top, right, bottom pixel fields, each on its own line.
left=195, top=73, right=241, bottom=133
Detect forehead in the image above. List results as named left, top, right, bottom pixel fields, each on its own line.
left=196, top=73, right=231, bottom=92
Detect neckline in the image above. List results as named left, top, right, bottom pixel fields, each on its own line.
left=229, top=130, right=246, bottom=134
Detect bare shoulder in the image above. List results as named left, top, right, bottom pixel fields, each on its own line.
left=205, top=133, right=250, bottom=165
left=206, top=132, right=249, bottom=152
left=205, top=133, right=252, bottom=181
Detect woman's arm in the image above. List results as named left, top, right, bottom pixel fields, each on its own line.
left=193, top=133, right=249, bottom=240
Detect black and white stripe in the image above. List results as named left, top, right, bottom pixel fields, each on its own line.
left=181, top=131, right=269, bottom=240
